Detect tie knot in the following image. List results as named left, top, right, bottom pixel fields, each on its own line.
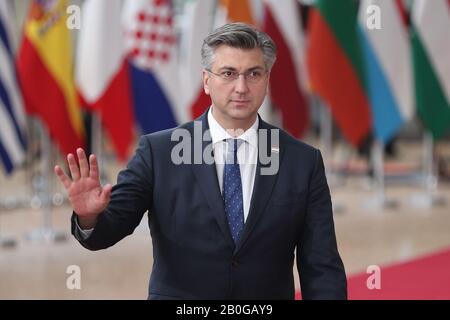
left=225, top=138, right=243, bottom=164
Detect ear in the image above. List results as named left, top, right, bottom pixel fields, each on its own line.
left=202, top=70, right=211, bottom=95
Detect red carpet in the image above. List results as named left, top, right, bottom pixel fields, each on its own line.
left=296, top=247, right=450, bottom=300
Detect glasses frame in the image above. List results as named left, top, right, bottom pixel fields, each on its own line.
left=205, top=68, right=268, bottom=84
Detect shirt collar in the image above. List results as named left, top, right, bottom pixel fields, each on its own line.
left=207, top=106, right=258, bottom=148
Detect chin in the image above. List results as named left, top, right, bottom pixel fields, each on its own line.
left=228, top=108, right=253, bottom=119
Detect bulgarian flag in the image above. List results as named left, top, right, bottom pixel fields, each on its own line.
left=306, top=0, right=372, bottom=147
left=17, top=0, right=84, bottom=156
left=411, top=0, right=450, bottom=139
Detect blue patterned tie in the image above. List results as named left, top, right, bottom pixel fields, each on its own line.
left=223, top=138, right=244, bottom=244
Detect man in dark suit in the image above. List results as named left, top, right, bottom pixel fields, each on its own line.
left=55, top=23, right=347, bottom=299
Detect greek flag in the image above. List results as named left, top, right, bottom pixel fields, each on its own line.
left=0, top=1, right=27, bottom=174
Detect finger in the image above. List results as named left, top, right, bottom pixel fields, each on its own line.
left=67, top=153, right=80, bottom=181
left=89, top=154, right=100, bottom=181
left=100, top=184, right=112, bottom=203
left=77, top=148, right=89, bottom=178
left=54, top=165, right=72, bottom=189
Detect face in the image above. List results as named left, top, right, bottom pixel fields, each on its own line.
left=203, top=45, right=269, bottom=130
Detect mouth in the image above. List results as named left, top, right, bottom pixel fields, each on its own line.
left=231, top=99, right=251, bottom=104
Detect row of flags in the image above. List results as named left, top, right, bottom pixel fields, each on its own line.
left=1, top=0, right=450, bottom=175
left=1, top=0, right=310, bottom=172
left=307, top=0, right=450, bottom=146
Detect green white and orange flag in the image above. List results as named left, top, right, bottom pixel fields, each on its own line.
left=306, top=0, right=372, bottom=146
left=411, top=0, right=450, bottom=139
left=17, top=0, right=84, bottom=155
left=217, top=0, right=255, bottom=25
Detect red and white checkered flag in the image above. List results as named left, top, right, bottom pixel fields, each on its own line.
left=124, top=0, right=176, bottom=71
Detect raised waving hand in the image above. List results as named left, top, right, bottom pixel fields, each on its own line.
left=54, top=148, right=112, bottom=228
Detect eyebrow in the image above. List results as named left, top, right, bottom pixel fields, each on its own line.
left=218, top=66, right=265, bottom=72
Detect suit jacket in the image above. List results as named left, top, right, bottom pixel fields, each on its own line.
left=72, top=110, right=347, bottom=300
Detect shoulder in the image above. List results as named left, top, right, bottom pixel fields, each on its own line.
left=138, top=120, right=197, bottom=149
left=261, top=119, right=319, bottom=158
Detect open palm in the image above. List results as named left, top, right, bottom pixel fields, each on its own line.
left=55, top=148, right=112, bottom=217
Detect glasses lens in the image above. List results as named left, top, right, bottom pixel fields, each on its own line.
left=210, top=69, right=266, bottom=84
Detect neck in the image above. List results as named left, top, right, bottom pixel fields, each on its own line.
left=211, top=107, right=256, bottom=137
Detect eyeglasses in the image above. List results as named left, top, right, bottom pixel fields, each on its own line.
left=206, top=68, right=268, bottom=84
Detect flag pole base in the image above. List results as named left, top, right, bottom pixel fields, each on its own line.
left=0, top=195, right=34, bottom=210
left=25, top=227, right=67, bottom=244
left=362, top=193, right=399, bottom=211
left=407, top=193, right=446, bottom=209
left=332, top=200, right=345, bottom=214
left=0, top=235, right=17, bottom=249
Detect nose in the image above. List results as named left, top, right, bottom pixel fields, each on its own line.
left=234, top=74, right=250, bottom=94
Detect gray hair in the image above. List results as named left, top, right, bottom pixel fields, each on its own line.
left=201, top=22, right=277, bottom=71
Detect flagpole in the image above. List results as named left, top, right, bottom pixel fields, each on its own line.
left=0, top=117, right=36, bottom=248
left=318, top=96, right=344, bottom=214
left=0, top=117, right=36, bottom=211
left=91, top=113, right=107, bottom=185
left=319, top=96, right=332, bottom=180
left=409, top=131, right=446, bottom=208
left=0, top=230, right=16, bottom=248
left=363, top=140, right=397, bottom=211
left=0, top=211, right=17, bottom=248
left=25, top=121, right=66, bottom=243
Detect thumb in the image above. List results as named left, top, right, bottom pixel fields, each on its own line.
left=100, top=184, right=112, bottom=203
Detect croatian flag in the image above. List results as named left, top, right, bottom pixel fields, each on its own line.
left=123, top=0, right=187, bottom=134
left=358, top=0, right=413, bottom=143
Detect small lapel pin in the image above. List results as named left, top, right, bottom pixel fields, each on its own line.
left=271, top=147, right=279, bottom=153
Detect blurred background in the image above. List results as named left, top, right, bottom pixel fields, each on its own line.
left=1, top=0, right=450, bottom=299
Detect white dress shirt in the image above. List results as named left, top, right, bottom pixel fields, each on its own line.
left=207, top=107, right=258, bottom=222
left=76, top=107, right=258, bottom=237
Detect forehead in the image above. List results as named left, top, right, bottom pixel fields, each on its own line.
left=212, top=45, right=265, bottom=70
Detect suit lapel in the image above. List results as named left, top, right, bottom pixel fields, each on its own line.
left=189, top=112, right=285, bottom=253
left=190, top=111, right=235, bottom=249
left=234, top=118, right=284, bottom=255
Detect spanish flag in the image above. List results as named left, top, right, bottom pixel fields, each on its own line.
left=17, top=0, right=84, bottom=156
